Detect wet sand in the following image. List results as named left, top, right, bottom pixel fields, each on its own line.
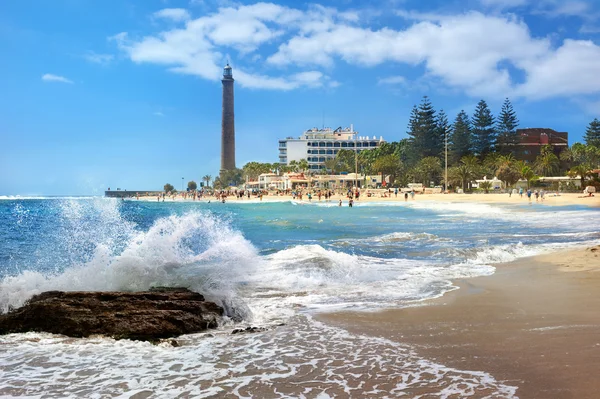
left=319, top=246, right=600, bottom=399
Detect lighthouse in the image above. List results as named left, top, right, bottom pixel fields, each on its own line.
left=220, top=63, right=236, bottom=172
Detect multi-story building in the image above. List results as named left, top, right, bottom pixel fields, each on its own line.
left=278, top=126, right=385, bottom=171
left=514, top=128, right=569, bottom=163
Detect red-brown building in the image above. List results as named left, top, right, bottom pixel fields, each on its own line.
left=514, top=128, right=569, bottom=163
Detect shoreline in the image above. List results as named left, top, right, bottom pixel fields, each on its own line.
left=135, top=192, right=600, bottom=207
left=317, top=245, right=600, bottom=399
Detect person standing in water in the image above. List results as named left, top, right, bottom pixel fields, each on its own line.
left=349, top=199, right=353, bottom=207
left=338, top=199, right=342, bottom=206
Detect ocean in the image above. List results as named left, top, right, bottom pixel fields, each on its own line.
left=1, top=197, right=599, bottom=398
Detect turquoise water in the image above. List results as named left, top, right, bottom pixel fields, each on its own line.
left=2, top=197, right=599, bottom=316
left=1, top=197, right=599, bottom=397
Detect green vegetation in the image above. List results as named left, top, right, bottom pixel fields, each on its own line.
left=187, top=181, right=197, bottom=191
left=163, top=183, right=174, bottom=193
left=202, top=98, right=599, bottom=193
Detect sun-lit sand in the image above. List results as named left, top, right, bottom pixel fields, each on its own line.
left=138, top=191, right=600, bottom=207
left=320, top=245, right=600, bottom=398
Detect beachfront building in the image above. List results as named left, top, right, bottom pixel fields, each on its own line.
left=278, top=126, right=386, bottom=171
left=514, top=128, right=568, bottom=163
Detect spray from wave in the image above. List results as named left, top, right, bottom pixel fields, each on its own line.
left=0, top=199, right=258, bottom=316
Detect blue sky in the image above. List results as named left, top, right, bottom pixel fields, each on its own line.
left=1, top=0, right=600, bottom=195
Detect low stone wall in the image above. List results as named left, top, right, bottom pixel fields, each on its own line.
left=105, top=190, right=163, bottom=198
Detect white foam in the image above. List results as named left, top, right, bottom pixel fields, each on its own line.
left=0, top=316, right=518, bottom=398
left=0, top=202, right=258, bottom=313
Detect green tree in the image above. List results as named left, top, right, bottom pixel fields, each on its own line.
left=584, top=118, right=600, bottom=148
left=534, top=146, right=560, bottom=176
left=449, top=110, right=472, bottom=165
left=437, top=109, right=451, bottom=163
left=471, top=99, right=496, bottom=157
left=496, top=98, right=520, bottom=155
left=242, top=162, right=272, bottom=181
left=202, top=175, right=212, bottom=188
left=449, top=163, right=474, bottom=192
left=288, top=160, right=300, bottom=173
left=187, top=181, right=197, bottom=191
left=496, top=163, right=521, bottom=190
left=298, top=159, right=309, bottom=173
left=479, top=180, right=493, bottom=194
left=562, top=143, right=600, bottom=187
left=408, top=96, right=439, bottom=160
left=219, top=168, right=244, bottom=188
left=372, top=154, right=403, bottom=186
left=482, top=153, right=500, bottom=178
left=516, top=161, right=537, bottom=189
left=411, top=156, right=442, bottom=187
left=334, top=149, right=356, bottom=173
left=164, top=183, right=174, bottom=193
left=324, top=158, right=341, bottom=174
left=569, top=164, right=594, bottom=188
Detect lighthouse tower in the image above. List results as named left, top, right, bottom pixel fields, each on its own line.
left=220, top=63, right=236, bottom=172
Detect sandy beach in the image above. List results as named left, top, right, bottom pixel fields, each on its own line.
left=319, top=245, right=600, bottom=399
left=139, top=191, right=600, bottom=207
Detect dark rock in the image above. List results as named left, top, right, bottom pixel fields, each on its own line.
left=0, top=288, right=223, bottom=341
left=231, top=326, right=267, bottom=334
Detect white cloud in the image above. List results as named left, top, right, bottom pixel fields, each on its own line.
left=153, top=8, right=191, bottom=22
left=235, top=69, right=326, bottom=90
left=153, top=111, right=165, bottom=117
left=111, top=2, right=600, bottom=100
left=517, top=39, right=600, bottom=98
left=83, top=51, right=114, bottom=65
left=41, top=74, right=74, bottom=84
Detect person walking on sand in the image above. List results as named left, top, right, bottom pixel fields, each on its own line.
left=519, top=187, right=523, bottom=198
left=395, top=187, right=398, bottom=198
left=527, top=189, right=532, bottom=202
left=404, top=192, right=408, bottom=201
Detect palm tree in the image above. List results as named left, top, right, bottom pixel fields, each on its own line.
left=288, top=160, right=299, bottom=173
left=496, top=153, right=516, bottom=168
left=323, top=158, right=339, bottom=174
left=534, top=151, right=559, bottom=177
left=454, top=164, right=475, bottom=192
left=517, top=163, right=537, bottom=189
left=479, top=180, right=493, bottom=193
left=202, top=174, right=212, bottom=188
left=298, top=159, right=309, bottom=173
left=569, top=164, right=593, bottom=188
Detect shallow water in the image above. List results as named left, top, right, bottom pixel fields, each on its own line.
left=1, top=197, right=599, bottom=397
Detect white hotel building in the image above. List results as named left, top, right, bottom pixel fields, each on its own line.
left=278, top=126, right=386, bottom=171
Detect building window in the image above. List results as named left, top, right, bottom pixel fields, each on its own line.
left=342, top=142, right=348, bottom=147
left=326, top=150, right=333, bottom=154
left=319, top=150, right=326, bottom=155
left=319, top=157, right=325, bottom=162
left=334, top=142, right=340, bottom=147
left=326, top=142, right=333, bottom=147
left=319, top=142, right=325, bottom=147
